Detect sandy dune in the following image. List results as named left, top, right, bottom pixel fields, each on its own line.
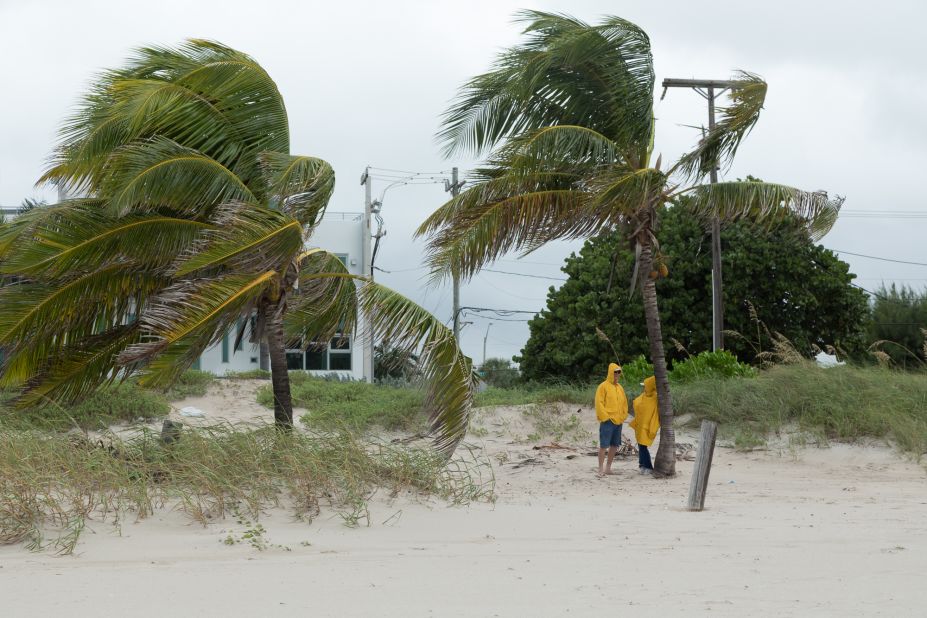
left=2, top=384, right=925, bottom=617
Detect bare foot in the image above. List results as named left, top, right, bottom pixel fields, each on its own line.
left=604, top=469, right=617, bottom=475
left=596, top=470, right=605, bottom=478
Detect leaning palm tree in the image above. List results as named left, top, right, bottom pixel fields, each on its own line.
left=417, top=11, right=841, bottom=474
left=0, top=40, right=471, bottom=455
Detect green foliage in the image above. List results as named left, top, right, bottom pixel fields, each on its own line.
left=480, top=358, right=520, bottom=388
left=0, top=382, right=168, bottom=431
left=224, top=369, right=271, bottom=380
left=673, top=363, right=927, bottom=455
left=516, top=207, right=869, bottom=381
left=374, top=342, right=421, bottom=382
left=869, top=284, right=927, bottom=368
left=256, top=374, right=427, bottom=432
left=475, top=383, right=594, bottom=407
left=0, top=425, right=493, bottom=552
left=619, top=355, right=654, bottom=385
left=163, top=370, right=216, bottom=400
left=670, top=351, right=756, bottom=384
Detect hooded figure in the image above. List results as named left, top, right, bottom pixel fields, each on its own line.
left=594, top=363, right=628, bottom=476
left=595, top=363, right=628, bottom=425
left=629, top=376, right=660, bottom=473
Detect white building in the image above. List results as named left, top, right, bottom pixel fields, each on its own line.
left=195, top=211, right=371, bottom=381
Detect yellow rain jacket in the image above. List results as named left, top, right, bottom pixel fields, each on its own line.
left=595, top=363, right=628, bottom=424
left=629, top=376, right=660, bottom=446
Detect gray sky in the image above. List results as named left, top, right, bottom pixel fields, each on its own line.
left=1, top=0, right=924, bottom=365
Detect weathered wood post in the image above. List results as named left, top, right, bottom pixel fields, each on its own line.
left=687, top=420, right=718, bottom=511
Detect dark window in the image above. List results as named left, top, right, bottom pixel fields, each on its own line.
left=329, top=352, right=351, bottom=370
left=221, top=334, right=230, bottom=363
left=306, top=347, right=327, bottom=370
left=286, top=352, right=304, bottom=370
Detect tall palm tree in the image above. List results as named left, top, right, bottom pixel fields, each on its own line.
left=0, top=40, right=471, bottom=455
left=417, top=11, right=841, bottom=474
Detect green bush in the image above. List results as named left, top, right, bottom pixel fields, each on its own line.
left=0, top=382, right=169, bottom=431
left=620, top=355, right=654, bottom=385
left=670, top=351, right=756, bottom=384
left=257, top=373, right=427, bottom=431
left=163, top=370, right=216, bottom=400
left=480, top=358, right=521, bottom=388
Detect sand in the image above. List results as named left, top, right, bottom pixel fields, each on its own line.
left=2, top=383, right=926, bottom=617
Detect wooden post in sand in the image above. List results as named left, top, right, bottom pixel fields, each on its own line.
left=687, top=420, right=718, bottom=511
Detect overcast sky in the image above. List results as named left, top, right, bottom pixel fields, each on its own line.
left=1, top=0, right=924, bottom=365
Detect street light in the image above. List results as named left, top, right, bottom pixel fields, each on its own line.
left=482, top=322, right=493, bottom=366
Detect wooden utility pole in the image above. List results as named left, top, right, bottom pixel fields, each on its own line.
left=661, top=78, right=741, bottom=351
left=445, top=167, right=466, bottom=342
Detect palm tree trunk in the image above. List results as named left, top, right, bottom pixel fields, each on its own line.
left=638, top=240, right=676, bottom=477
left=265, top=307, right=294, bottom=429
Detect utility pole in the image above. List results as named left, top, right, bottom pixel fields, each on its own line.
left=482, top=322, right=492, bottom=366
left=444, top=167, right=466, bottom=342
left=661, top=78, right=741, bottom=352
left=360, top=167, right=375, bottom=383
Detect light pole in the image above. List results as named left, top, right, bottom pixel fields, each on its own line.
left=482, top=322, right=493, bottom=366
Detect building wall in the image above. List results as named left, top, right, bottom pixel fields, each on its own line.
left=197, top=213, right=368, bottom=380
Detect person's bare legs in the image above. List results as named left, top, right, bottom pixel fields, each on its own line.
left=597, top=448, right=607, bottom=476
left=604, top=446, right=618, bottom=474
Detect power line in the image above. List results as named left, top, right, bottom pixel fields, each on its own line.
left=482, top=268, right=568, bottom=281
left=831, top=249, right=927, bottom=267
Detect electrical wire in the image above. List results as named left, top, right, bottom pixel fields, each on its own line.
left=831, top=249, right=927, bottom=267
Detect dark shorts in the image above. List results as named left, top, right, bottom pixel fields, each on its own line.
left=599, top=420, right=623, bottom=448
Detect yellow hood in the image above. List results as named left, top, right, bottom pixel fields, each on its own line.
left=606, top=362, right=621, bottom=382
left=630, top=375, right=660, bottom=446
left=595, top=363, right=628, bottom=425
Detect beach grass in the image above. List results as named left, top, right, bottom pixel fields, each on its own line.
left=0, top=423, right=493, bottom=553
left=672, top=363, right=927, bottom=455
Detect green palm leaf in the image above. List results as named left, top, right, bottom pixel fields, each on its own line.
left=284, top=250, right=359, bottom=345
left=101, top=136, right=256, bottom=216
left=673, top=72, right=768, bottom=179
left=676, top=180, right=844, bottom=239
left=0, top=205, right=210, bottom=277
left=438, top=10, right=654, bottom=158
left=260, top=152, right=336, bottom=228
left=120, top=270, right=279, bottom=386
left=174, top=202, right=304, bottom=276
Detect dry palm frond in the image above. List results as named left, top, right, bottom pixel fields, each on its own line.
left=595, top=326, right=619, bottom=361
left=669, top=337, right=691, bottom=358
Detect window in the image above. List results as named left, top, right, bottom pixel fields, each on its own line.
left=221, top=333, right=230, bottom=363
left=234, top=318, right=245, bottom=352
left=306, top=345, right=327, bottom=370
left=286, top=352, right=305, bottom=370
left=328, top=335, right=351, bottom=370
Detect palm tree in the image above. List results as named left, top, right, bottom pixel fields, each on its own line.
left=0, top=40, right=471, bottom=455
left=417, top=12, right=841, bottom=475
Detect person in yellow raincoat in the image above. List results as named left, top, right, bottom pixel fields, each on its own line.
left=594, top=363, right=628, bottom=476
left=629, top=376, right=660, bottom=474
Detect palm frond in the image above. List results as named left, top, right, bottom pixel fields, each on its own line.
left=0, top=204, right=210, bottom=277
left=414, top=168, right=580, bottom=240
left=101, top=136, right=256, bottom=217
left=12, top=324, right=142, bottom=408
left=174, top=202, right=304, bottom=276
left=422, top=187, right=592, bottom=282
left=284, top=250, right=359, bottom=346
left=284, top=267, right=474, bottom=455
left=358, top=282, right=473, bottom=456
left=438, top=10, right=654, bottom=158
left=0, top=265, right=165, bottom=350
left=260, top=152, right=336, bottom=228
left=120, top=270, right=278, bottom=386
left=673, top=72, right=768, bottom=179
left=43, top=39, right=288, bottom=194
left=676, top=180, right=844, bottom=239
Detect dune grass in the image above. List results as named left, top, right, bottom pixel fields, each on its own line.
left=0, top=423, right=493, bottom=553
left=257, top=373, right=428, bottom=432
left=673, top=363, right=927, bottom=455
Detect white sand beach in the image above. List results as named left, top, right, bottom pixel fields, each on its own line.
left=2, top=383, right=925, bottom=617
